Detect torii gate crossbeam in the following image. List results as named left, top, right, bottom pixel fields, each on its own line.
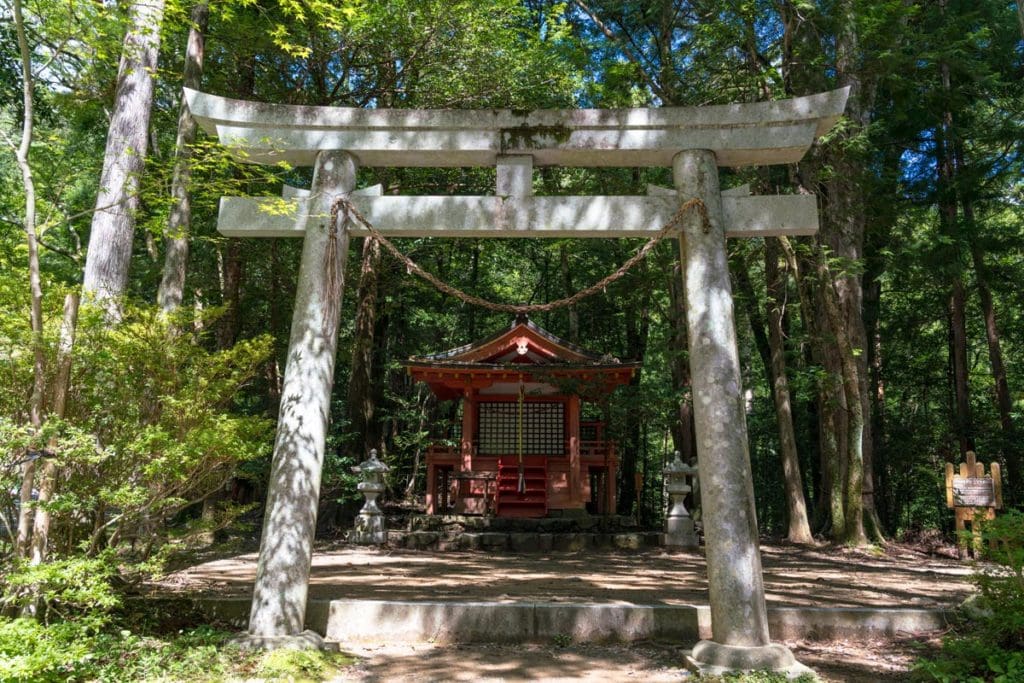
left=186, top=87, right=848, bottom=675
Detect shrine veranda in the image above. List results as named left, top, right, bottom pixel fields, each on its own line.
left=186, top=86, right=855, bottom=673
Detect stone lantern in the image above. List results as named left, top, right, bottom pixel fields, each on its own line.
left=664, top=451, right=698, bottom=548
left=350, top=449, right=389, bottom=544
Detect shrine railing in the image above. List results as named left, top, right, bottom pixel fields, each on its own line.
left=425, top=441, right=616, bottom=462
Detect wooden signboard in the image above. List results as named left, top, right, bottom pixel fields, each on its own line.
left=952, top=477, right=996, bottom=508
left=945, top=451, right=1002, bottom=558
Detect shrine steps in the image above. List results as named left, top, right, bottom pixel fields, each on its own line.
left=386, top=514, right=663, bottom=552
left=187, top=596, right=951, bottom=646
left=495, top=456, right=547, bottom=518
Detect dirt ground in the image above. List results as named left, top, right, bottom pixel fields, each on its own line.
left=329, top=636, right=936, bottom=682
left=156, top=542, right=968, bottom=681
left=159, top=542, right=973, bottom=609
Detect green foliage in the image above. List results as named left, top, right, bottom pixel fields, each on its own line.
left=551, top=632, right=572, bottom=647
left=0, top=616, right=103, bottom=682
left=0, top=554, right=121, bottom=623
left=0, top=296, right=274, bottom=566
left=0, top=614, right=354, bottom=683
left=0, top=0, right=1021, bottom=608
left=255, top=648, right=353, bottom=681
left=914, top=510, right=1024, bottom=682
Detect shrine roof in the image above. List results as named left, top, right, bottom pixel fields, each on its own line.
left=406, top=315, right=634, bottom=369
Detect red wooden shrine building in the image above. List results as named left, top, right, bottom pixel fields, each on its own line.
left=406, top=316, right=639, bottom=518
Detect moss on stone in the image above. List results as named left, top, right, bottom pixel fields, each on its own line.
left=500, top=124, right=573, bottom=151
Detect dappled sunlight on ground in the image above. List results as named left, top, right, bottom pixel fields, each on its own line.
left=330, top=637, right=932, bottom=682
left=337, top=641, right=693, bottom=682
left=158, top=542, right=974, bottom=609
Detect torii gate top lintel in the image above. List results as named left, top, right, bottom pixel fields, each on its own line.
left=185, top=87, right=849, bottom=169
left=187, top=87, right=849, bottom=241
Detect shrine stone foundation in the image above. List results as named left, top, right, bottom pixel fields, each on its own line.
left=187, top=86, right=849, bottom=674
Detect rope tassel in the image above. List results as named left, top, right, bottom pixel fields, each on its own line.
left=517, top=379, right=525, bottom=495
left=322, top=200, right=351, bottom=337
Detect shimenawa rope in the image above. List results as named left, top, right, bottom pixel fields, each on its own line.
left=329, top=196, right=710, bottom=314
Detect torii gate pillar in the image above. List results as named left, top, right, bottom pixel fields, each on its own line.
left=240, top=150, right=356, bottom=649
left=675, top=150, right=806, bottom=674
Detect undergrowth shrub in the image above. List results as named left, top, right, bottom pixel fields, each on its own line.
left=0, top=302, right=273, bottom=567
left=0, top=615, right=353, bottom=683
left=0, top=553, right=120, bottom=622
left=0, top=616, right=102, bottom=682
left=913, top=509, right=1024, bottom=682
left=0, top=300, right=277, bottom=680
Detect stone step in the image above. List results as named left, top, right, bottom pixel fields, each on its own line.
left=406, top=514, right=643, bottom=534
left=386, top=530, right=663, bottom=552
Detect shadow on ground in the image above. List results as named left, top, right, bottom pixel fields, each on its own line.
left=157, top=542, right=973, bottom=610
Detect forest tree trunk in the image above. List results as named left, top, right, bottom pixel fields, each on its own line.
left=863, top=245, right=888, bottom=533
left=766, top=239, right=813, bottom=544
left=347, top=237, right=383, bottom=455
left=667, top=256, right=696, bottom=463
left=617, top=266, right=650, bottom=516
left=966, top=215, right=1020, bottom=502
left=786, top=238, right=844, bottom=536
left=157, top=2, right=209, bottom=312
left=216, top=239, right=243, bottom=349
left=936, top=18, right=974, bottom=460
left=31, top=294, right=80, bottom=565
left=12, top=0, right=45, bottom=560
left=814, top=241, right=867, bottom=545
left=82, top=0, right=165, bottom=316
left=560, top=244, right=579, bottom=342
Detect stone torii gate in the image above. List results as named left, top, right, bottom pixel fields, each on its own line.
left=186, top=87, right=848, bottom=673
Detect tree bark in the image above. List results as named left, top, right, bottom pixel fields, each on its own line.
left=467, top=242, right=480, bottom=339
left=404, top=387, right=430, bottom=501
left=560, top=244, right=579, bottom=342
left=346, top=237, right=382, bottom=455
left=936, top=7, right=973, bottom=460
left=266, top=239, right=283, bottom=418
left=813, top=240, right=867, bottom=545
left=765, top=239, right=813, bottom=544
left=827, top=0, right=871, bottom=545
left=731, top=254, right=772, bottom=391
left=785, top=238, right=842, bottom=536
left=82, top=0, right=166, bottom=316
left=863, top=247, right=888, bottom=533
left=948, top=125, right=1019, bottom=499
left=157, top=2, right=209, bottom=312
left=12, top=0, right=45, bottom=560
left=966, top=212, right=1020, bottom=502
left=945, top=247, right=972, bottom=457
left=31, top=294, right=80, bottom=565
left=617, top=265, right=650, bottom=516
left=667, top=255, right=696, bottom=464
left=216, top=239, right=243, bottom=349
